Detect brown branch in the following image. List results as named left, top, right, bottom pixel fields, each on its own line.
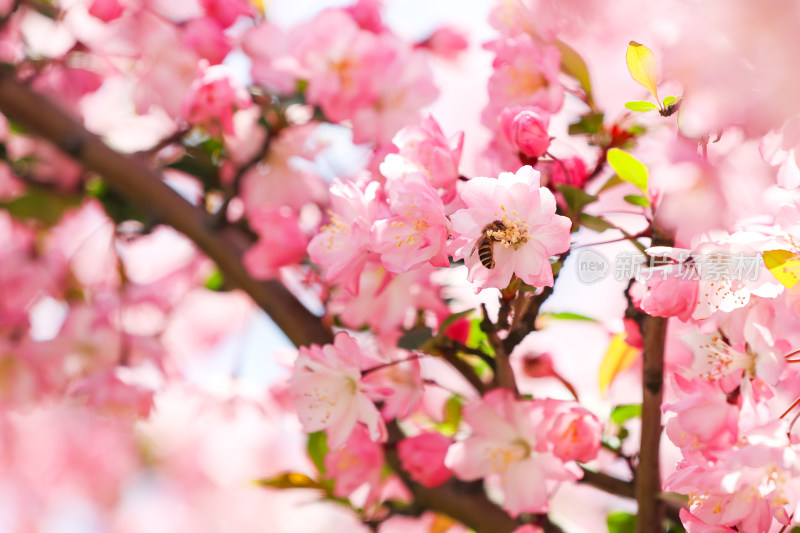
left=481, top=304, right=518, bottom=395
left=635, top=223, right=672, bottom=533
left=438, top=345, right=488, bottom=395
left=0, top=68, right=334, bottom=349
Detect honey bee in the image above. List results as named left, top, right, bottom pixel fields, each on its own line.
left=471, top=221, right=507, bottom=269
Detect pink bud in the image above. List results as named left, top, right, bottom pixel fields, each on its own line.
left=501, top=108, right=550, bottom=159
left=547, top=407, right=602, bottom=463
left=397, top=432, right=452, bottom=488
left=88, top=0, right=124, bottom=22
left=522, top=352, right=557, bottom=378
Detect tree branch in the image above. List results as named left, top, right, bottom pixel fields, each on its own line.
left=0, top=67, right=334, bottom=348
left=635, top=224, right=672, bottom=533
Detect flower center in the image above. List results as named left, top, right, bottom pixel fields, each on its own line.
left=490, top=205, right=530, bottom=249
left=695, top=333, right=755, bottom=381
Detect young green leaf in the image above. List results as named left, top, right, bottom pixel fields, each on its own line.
left=568, top=112, right=604, bottom=135
left=306, top=431, right=329, bottom=474
left=623, top=194, right=651, bottom=207
left=397, top=326, right=434, bottom=350
left=555, top=39, right=594, bottom=105
left=625, top=100, right=659, bottom=112
left=607, top=148, right=649, bottom=193
left=579, top=213, right=616, bottom=233
left=626, top=41, right=659, bottom=104
left=610, top=404, right=642, bottom=425
left=607, top=511, right=637, bottom=533
left=540, top=311, right=598, bottom=322
left=662, top=96, right=678, bottom=107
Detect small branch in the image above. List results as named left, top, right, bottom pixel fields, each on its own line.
left=438, top=346, right=488, bottom=395
left=481, top=304, right=518, bottom=395
left=0, top=68, right=334, bottom=348
left=580, top=468, right=634, bottom=498
left=503, top=286, right=553, bottom=354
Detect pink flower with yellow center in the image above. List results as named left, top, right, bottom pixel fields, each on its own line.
left=450, top=165, right=571, bottom=290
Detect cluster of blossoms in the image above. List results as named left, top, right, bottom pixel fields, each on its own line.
left=6, top=0, right=800, bottom=530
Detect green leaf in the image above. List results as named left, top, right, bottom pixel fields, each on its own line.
left=607, top=511, right=636, bottom=533
left=307, top=431, right=329, bottom=474
left=625, top=100, right=659, bottom=112
left=85, top=176, right=107, bottom=198
left=610, top=404, right=642, bottom=425
left=662, top=96, right=677, bottom=107
left=626, top=41, right=659, bottom=103
left=789, top=527, right=800, bottom=533
left=598, top=175, right=624, bottom=193
left=255, top=472, right=325, bottom=490
left=554, top=39, right=594, bottom=103
left=568, top=112, right=604, bottom=136
left=540, top=312, right=598, bottom=322
left=606, top=148, right=649, bottom=193
left=398, top=326, right=434, bottom=350
left=579, top=213, right=616, bottom=233
left=555, top=184, right=598, bottom=215
left=467, top=317, right=494, bottom=356
left=1, top=187, right=82, bottom=225
left=438, top=395, right=463, bottom=436
left=204, top=269, right=225, bottom=291
left=623, top=194, right=651, bottom=207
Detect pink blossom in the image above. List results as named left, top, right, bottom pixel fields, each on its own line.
left=349, top=45, right=438, bottom=145
left=181, top=64, right=251, bottom=136
left=664, top=375, right=739, bottom=461
left=397, top=432, right=453, bottom=488
left=307, top=180, right=385, bottom=295
left=361, top=348, right=423, bottom=420
left=370, top=173, right=449, bottom=273
left=243, top=209, right=309, bottom=279
left=416, top=26, right=469, bottom=60
left=542, top=399, right=602, bottom=463
left=325, top=425, right=385, bottom=499
left=239, top=124, right=328, bottom=213
left=637, top=273, right=698, bottom=322
left=291, top=9, right=393, bottom=123
left=290, top=332, right=387, bottom=449
left=380, top=115, right=464, bottom=203
left=181, top=17, right=231, bottom=65
left=445, top=389, right=585, bottom=516
left=343, top=0, right=386, bottom=33
left=199, top=0, right=254, bottom=28
left=546, top=156, right=589, bottom=194
left=679, top=509, right=736, bottom=533
left=450, top=165, right=572, bottom=290
left=761, top=116, right=800, bottom=189
left=483, top=35, right=563, bottom=126
left=666, top=439, right=800, bottom=531
left=69, top=371, right=155, bottom=421
left=241, top=22, right=298, bottom=95
left=328, top=262, right=448, bottom=338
